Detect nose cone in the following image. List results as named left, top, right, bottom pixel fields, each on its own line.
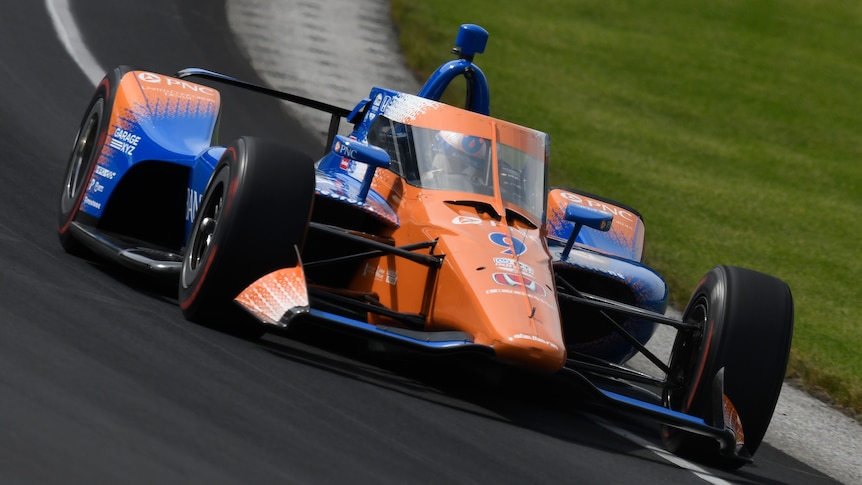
left=432, top=262, right=568, bottom=372
left=494, top=333, right=567, bottom=373
left=431, top=238, right=566, bottom=372
left=428, top=222, right=567, bottom=373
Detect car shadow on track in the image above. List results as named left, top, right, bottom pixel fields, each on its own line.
left=252, top=321, right=757, bottom=481
left=74, top=259, right=831, bottom=485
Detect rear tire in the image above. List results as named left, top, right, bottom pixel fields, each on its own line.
left=662, top=266, right=793, bottom=468
left=178, top=136, right=315, bottom=339
left=58, top=66, right=132, bottom=255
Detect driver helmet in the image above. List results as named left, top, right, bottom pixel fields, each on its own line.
left=433, top=131, right=489, bottom=175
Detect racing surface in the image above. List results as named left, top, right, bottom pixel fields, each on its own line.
left=0, top=1, right=842, bottom=483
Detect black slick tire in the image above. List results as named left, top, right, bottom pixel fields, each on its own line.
left=58, top=66, right=132, bottom=255
left=178, top=136, right=315, bottom=339
left=663, top=265, right=794, bottom=468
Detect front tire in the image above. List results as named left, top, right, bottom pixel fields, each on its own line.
left=179, top=136, right=315, bottom=338
left=58, top=66, right=132, bottom=254
left=663, top=265, right=793, bottom=468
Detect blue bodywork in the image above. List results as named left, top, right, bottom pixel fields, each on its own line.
left=77, top=70, right=222, bottom=245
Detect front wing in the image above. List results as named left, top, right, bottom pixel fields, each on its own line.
left=233, top=246, right=748, bottom=465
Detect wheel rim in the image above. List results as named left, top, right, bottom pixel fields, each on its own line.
left=61, top=99, right=103, bottom=214
left=664, top=295, right=708, bottom=412
left=183, top=171, right=226, bottom=286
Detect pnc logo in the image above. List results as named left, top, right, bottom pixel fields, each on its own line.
left=138, top=72, right=161, bottom=83
left=335, top=141, right=357, bottom=159
left=560, top=191, right=635, bottom=222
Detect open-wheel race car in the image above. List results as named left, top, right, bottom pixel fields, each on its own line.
left=58, top=24, right=793, bottom=468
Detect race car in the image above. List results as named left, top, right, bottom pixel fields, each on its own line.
left=57, top=24, right=793, bottom=469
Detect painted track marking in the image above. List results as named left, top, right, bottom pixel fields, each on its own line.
left=592, top=415, right=734, bottom=485
left=45, top=0, right=103, bottom=86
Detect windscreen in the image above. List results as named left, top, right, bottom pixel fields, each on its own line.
left=367, top=116, right=547, bottom=224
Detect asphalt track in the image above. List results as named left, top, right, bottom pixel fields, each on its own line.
left=0, top=1, right=848, bottom=483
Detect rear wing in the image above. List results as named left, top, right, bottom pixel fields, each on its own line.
left=176, top=68, right=352, bottom=154
left=546, top=187, right=646, bottom=262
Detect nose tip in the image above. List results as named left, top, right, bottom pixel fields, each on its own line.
left=494, top=335, right=566, bottom=373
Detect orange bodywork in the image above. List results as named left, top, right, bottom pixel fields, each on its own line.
left=351, top=176, right=565, bottom=373
left=242, top=93, right=566, bottom=372
left=110, top=70, right=220, bottom=147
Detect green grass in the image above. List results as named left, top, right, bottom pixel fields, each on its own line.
left=392, top=0, right=862, bottom=417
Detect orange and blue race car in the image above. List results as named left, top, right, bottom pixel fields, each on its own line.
left=57, top=24, right=793, bottom=469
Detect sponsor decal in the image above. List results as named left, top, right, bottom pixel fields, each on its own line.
left=138, top=72, right=161, bottom=83
left=560, top=191, right=636, bottom=223
left=370, top=93, right=398, bottom=115
left=94, top=165, right=116, bottom=179
left=362, top=262, right=375, bottom=277
left=339, top=157, right=352, bottom=171
left=452, top=216, right=481, bottom=225
left=485, top=288, right=556, bottom=311
left=138, top=71, right=216, bottom=96
left=382, top=269, right=397, bottom=285
left=362, top=263, right=396, bottom=285
left=349, top=162, right=367, bottom=181
left=494, top=257, right=516, bottom=271
left=493, top=257, right=534, bottom=276
left=87, top=178, right=104, bottom=194
left=492, top=272, right=547, bottom=297
left=511, top=333, right=560, bottom=351
left=186, top=188, right=202, bottom=223
left=335, top=140, right=357, bottom=159
left=164, top=78, right=215, bottom=96
left=378, top=95, right=392, bottom=113
left=487, top=288, right=523, bottom=296
left=489, top=232, right=527, bottom=256
left=83, top=196, right=101, bottom=210
left=109, top=127, right=141, bottom=155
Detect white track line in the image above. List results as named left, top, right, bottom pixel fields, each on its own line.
left=593, top=416, right=735, bottom=485
left=45, top=0, right=103, bottom=86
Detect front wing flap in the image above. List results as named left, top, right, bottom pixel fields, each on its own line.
left=235, top=264, right=492, bottom=357
left=235, top=266, right=310, bottom=327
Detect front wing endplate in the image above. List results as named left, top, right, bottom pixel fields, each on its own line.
left=235, top=266, right=309, bottom=327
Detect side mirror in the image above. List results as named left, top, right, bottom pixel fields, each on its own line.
left=332, top=135, right=391, bottom=203
left=561, top=203, right=614, bottom=260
